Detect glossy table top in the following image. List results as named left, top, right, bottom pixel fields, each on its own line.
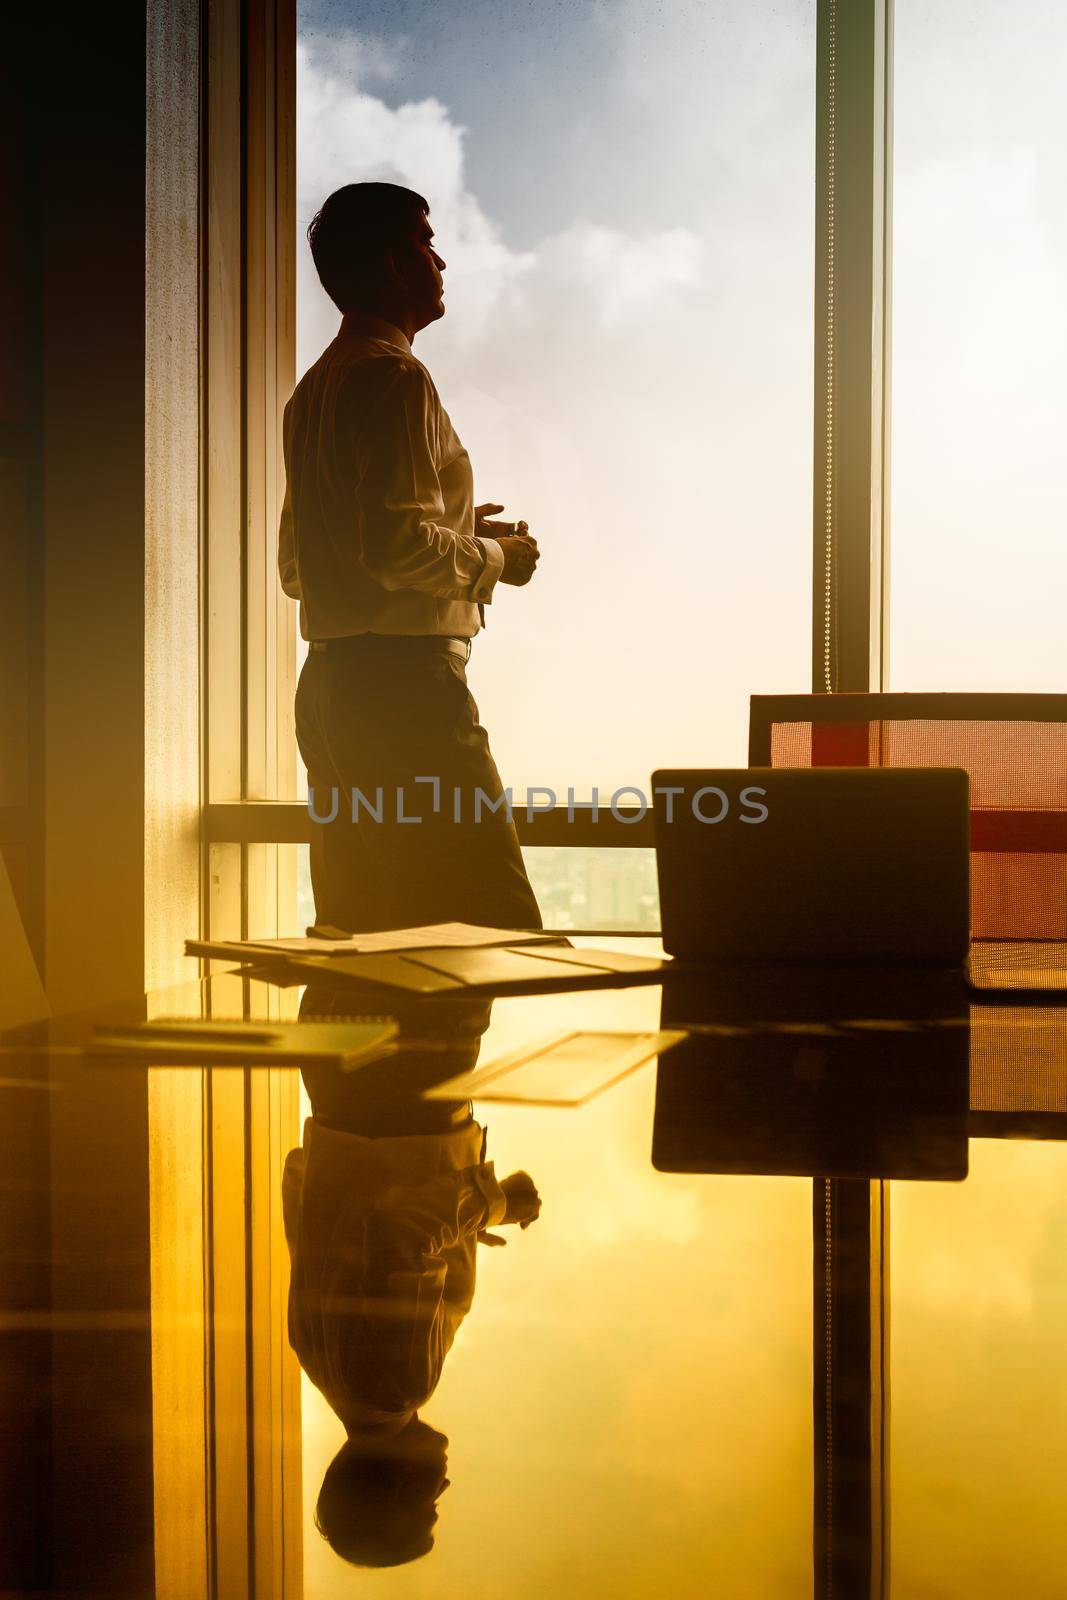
left=4, top=950, right=1067, bottom=1598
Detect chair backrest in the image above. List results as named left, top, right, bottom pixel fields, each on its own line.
left=748, top=693, right=1067, bottom=939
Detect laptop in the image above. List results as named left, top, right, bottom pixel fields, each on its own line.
left=652, top=767, right=971, bottom=966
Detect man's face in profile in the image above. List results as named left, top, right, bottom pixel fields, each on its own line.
left=397, top=213, right=446, bottom=330
left=400, top=1442, right=451, bottom=1557
left=317, top=1418, right=450, bottom=1568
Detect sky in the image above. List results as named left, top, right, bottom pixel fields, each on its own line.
left=295, top=0, right=816, bottom=796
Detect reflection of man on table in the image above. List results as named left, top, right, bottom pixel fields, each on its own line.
left=284, top=993, right=540, bottom=1566
left=279, top=180, right=542, bottom=933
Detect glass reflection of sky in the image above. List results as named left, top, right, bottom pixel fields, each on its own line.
left=300, top=977, right=813, bottom=1596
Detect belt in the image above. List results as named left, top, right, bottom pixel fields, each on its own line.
left=309, top=634, right=471, bottom=662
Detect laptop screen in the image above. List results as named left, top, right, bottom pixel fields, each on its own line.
left=652, top=767, right=970, bottom=965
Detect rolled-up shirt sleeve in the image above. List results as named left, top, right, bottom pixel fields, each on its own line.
left=278, top=477, right=301, bottom=600
left=364, top=1163, right=507, bottom=1272
left=357, top=365, right=492, bottom=600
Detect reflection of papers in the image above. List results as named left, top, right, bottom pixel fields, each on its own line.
left=84, top=1016, right=399, bottom=1068
left=425, top=1029, right=687, bottom=1106
left=968, top=940, right=1067, bottom=993
left=186, top=922, right=556, bottom=962
left=974, top=964, right=1067, bottom=992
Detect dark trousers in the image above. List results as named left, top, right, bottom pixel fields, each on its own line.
left=297, top=986, right=490, bottom=1135
left=295, top=636, right=542, bottom=934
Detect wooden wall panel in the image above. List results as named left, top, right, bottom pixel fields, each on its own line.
left=145, top=5, right=211, bottom=1599
left=146, top=0, right=202, bottom=992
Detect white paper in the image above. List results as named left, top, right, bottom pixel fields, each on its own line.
left=224, top=923, right=555, bottom=958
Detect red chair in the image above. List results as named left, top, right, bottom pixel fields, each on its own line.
left=748, top=693, right=1067, bottom=940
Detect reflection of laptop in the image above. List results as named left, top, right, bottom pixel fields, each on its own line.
left=651, top=1020, right=969, bottom=1180
left=652, top=767, right=971, bottom=966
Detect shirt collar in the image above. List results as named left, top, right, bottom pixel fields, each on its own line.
left=339, top=311, right=412, bottom=355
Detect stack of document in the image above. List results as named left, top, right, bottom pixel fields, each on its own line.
left=185, top=923, right=671, bottom=997
left=185, top=922, right=559, bottom=963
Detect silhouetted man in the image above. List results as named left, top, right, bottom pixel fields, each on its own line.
left=284, top=990, right=541, bottom=1567
left=279, top=181, right=542, bottom=933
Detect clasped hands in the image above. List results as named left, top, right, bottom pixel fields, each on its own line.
left=476, top=502, right=540, bottom=587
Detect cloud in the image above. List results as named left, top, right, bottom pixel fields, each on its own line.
left=295, top=36, right=702, bottom=362
left=297, top=38, right=535, bottom=358
left=539, top=222, right=703, bottom=327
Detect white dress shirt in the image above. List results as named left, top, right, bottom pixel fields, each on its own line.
left=278, top=312, right=503, bottom=640
left=282, top=1114, right=506, bottom=1431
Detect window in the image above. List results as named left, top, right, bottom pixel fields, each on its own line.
left=294, top=1, right=816, bottom=802
left=889, top=0, right=1067, bottom=690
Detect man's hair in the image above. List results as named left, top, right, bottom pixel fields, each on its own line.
left=307, top=182, right=430, bottom=312
left=315, top=1428, right=444, bottom=1568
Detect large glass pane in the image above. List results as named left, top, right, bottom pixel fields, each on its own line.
left=890, top=1, right=1067, bottom=689
left=295, top=0, right=816, bottom=797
